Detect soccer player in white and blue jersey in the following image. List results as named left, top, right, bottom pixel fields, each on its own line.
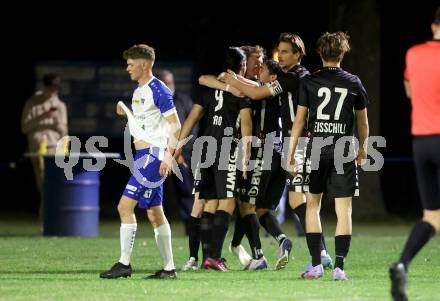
left=100, top=44, right=181, bottom=280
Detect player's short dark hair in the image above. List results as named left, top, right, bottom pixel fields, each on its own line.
left=223, top=47, right=246, bottom=73
left=435, top=6, right=440, bottom=24
left=278, top=32, right=306, bottom=59
left=43, top=73, right=61, bottom=89
left=240, top=45, right=265, bottom=59
left=123, top=44, right=155, bottom=61
left=316, top=31, right=350, bottom=62
left=263, top=59, right=284, bottom=77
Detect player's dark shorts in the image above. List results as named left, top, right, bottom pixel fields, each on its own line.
left=199, top=142, right=239, bottom=200
left=286, top=146, right=309, bottom=192
left=413, top=135, right=440, bottom=210
left=287, top=136, right=310, bottom=192
left=192, top=148, right=207, bottom=195
left=192, top=163, right=201, bottom=194
left=239, top=146, right=285, bottom=210
left=305, top=157, right=359, bottom=198
left=122, top=147, right=164, bottom=209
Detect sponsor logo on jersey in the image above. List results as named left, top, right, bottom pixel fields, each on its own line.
left=293, top=174, right=304, bottom=185
left=226, top=149, right=238, bottom=193
left=248, top=186, right=259, bottom=197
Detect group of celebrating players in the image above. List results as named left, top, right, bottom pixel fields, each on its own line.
left=100, top=31, right=370, bottom=283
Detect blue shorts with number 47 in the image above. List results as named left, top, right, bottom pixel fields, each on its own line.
left=122, top=148, right=165, bottom=209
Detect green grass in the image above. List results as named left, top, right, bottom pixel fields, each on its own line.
left=1, top=217, right=439, bottom=301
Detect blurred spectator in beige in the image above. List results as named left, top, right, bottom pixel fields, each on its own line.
left=21, top=73, right=68, bottom=217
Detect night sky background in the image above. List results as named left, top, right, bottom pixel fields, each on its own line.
left=2, top=0, right=439, bottom=217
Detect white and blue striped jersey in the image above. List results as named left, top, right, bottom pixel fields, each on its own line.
left=131, top=77, right=176, bottom=148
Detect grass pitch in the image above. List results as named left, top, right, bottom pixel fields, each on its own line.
left=1, top=216, right=439, bottom=301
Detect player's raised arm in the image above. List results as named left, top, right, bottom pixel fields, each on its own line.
left=224, top=71, right=271, bottom=100
left=198, top=74, right=243, bottom=97
left=223, top=71, right=260, bottom=87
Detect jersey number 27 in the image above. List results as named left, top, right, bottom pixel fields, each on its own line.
left=317, top=87, right=348, bottom=120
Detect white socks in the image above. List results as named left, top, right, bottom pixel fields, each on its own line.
left=118, top=222, right=174, bottom=271
left=119, top=223, right=137, bottom=266
left=154, top=223, right=175, bottom=271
